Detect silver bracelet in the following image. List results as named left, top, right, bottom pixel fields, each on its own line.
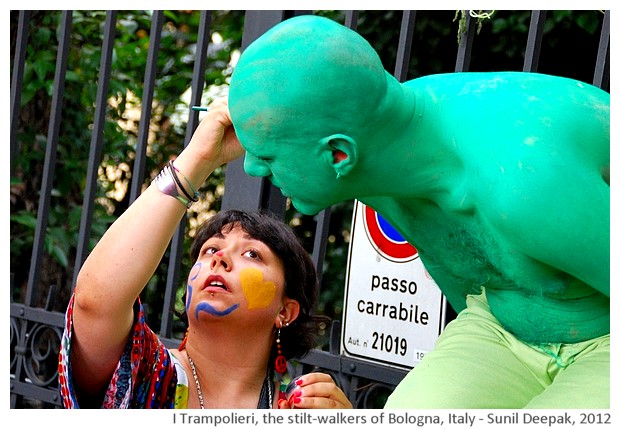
left=170, top=160, right=199, bottom=202
left=153, top=164, right=191, bottom=208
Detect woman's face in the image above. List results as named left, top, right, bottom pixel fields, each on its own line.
left=185, top=225, right=287, bottom=324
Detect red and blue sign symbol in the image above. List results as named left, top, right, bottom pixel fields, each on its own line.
left=363, top=204, right=418, bottom=262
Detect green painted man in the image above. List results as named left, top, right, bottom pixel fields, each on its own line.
left=227, top=15, right=610, bottom=408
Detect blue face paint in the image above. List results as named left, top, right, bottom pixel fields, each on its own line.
left=196, top=302, right=240, bottom=317
left=189, top=262, right=202, bottom=281
left=186, top=261, right=241, bottom=318
left=185, top=262, right=203, bottom=314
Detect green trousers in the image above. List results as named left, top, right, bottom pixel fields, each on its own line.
left=385, top=290, right=610, bottom=409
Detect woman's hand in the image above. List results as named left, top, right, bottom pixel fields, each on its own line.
left=189, top=96, right=245, bottom=166
left=278, top=372, right=353, bottom=409
left=174, top=96, right=244, bottom=185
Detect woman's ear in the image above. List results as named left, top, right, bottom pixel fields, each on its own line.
left=278, top=298, right=300, bottom=326
left=319, top=134, right=358, bottom=178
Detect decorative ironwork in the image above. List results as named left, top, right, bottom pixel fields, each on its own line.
left=10, top=309, right=64, bottom=408
left=22, top=322, right=62, bottom=388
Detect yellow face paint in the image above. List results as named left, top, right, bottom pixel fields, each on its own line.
left=240, top=268, right=277, bottom=310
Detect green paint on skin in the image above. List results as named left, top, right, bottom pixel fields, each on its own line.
left=228, top=15, right=610, bottom=344
left=240, top=268, right=276, bottom=310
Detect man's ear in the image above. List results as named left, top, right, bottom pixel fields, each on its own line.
left=319, top=134, right=358, bottom=178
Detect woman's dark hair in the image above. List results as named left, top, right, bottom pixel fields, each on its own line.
left=181, top=209, right=327, bottom=367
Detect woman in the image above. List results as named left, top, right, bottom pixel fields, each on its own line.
left=58, top=97, right=351, bottom=409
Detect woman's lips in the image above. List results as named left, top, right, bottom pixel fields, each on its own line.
left=203, top=274, right=230, bottom=293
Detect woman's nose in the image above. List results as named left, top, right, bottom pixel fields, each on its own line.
left=243, top=153, right=271, bottom=177
left=210, top=250, right=232, bottom=271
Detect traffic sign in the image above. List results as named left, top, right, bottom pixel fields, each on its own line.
left=341, top=201, right=447, bottom=369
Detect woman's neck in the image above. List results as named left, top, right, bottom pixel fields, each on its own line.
left=178, top=324, right=274, bottom=408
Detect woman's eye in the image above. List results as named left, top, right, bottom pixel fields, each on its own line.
left=203, top=246, right=218, bottom=255
left=243, top=249, right=260, bottom=259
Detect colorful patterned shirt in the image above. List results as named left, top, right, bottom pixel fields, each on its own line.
left=58, top=293, right=189, bottom=408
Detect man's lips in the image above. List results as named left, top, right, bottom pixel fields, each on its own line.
left=203, top=274, right=230, bottom=293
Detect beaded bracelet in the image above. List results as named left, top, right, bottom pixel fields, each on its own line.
left=153, top=164, right=191, bottom=208
left=168, top=161, right=199, bottom=203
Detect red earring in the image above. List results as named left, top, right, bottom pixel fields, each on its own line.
left=274, top=324, right=287, bottom=374
left=179, top=329, right=189, bottom=351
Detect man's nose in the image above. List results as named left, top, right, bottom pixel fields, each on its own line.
left=243, top=154, right=271, bottom=177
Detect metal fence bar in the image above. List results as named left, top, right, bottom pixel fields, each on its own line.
left=311, top=208, right=332, bottom=288
left=72, top=11, right=118, bottom=287
left=25, top=11, right=73, bottom=307
left=185, top=10, right=213, bottom=140
left=344, top=11, right=359, bottom=30
left=10, top=10, right=30, bottom=176
left=593, top=10, right=610, bottom=91
left=523, top=10, right=547, bottom=72
left=129, top=10, right=164, bottom=203
left=10, top=375, right=62, bottom=407
left=394, top=11, right=417, bottom=82
left=455, top=11, right=475, bottom=72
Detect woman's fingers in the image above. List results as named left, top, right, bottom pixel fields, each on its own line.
left=285, top=373, right=353, bottom=409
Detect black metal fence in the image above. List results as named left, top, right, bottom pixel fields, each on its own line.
left=10, top=10, right=610, bottom=409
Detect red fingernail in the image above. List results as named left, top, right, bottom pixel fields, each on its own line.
left=293, top=396, right=302, bottom=404
left=295, top=378, right=303, bottom=386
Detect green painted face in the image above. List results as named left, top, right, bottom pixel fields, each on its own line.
left=229, top=15, right=388, bottom=214
left=242, top=137, right=337, bottom=215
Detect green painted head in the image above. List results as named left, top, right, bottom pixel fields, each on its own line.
left=228, top=15, right=390, bottom=214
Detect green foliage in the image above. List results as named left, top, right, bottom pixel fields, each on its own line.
left=454, top=10, right=495, bottom=44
